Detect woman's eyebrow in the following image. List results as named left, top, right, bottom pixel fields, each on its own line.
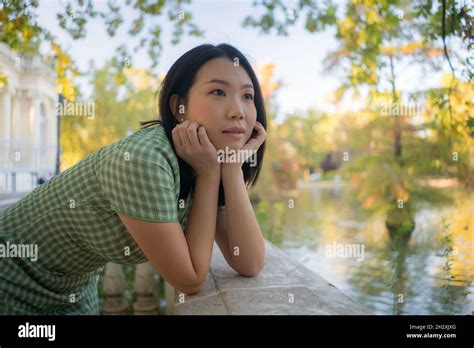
left=204, top=78, right=254, bottom=89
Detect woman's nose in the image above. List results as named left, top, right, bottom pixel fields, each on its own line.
left=228, top=99, right=246, bottom=120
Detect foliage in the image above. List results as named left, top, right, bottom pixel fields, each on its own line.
left=60, top=63, right=160, bottom=169
left=0, top=0, right=204, bottom=98
left=244, top=0, right=472, bottom=227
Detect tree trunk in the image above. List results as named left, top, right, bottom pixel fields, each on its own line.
left=389, top=55, right=403, bottom=162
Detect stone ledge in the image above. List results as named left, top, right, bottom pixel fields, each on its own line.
left=166, top=239, right=372, bottom=315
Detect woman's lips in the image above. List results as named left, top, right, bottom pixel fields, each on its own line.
left=223, top=132, right=245, bottom=139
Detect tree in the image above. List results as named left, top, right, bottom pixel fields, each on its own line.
left=1, top=0, right=204, bottom=99
left=277, top=110, right=325, bottom=177
left=60, top=62, right=159, bottom=169
left=242, top=0, right=472, bottom=236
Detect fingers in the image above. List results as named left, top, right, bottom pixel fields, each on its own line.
left=253, top=121, right=266, bottom=135
left=198, top=126, right=213, bottom=148
left=253, top=121, right=267, bottom=145
left=256, top=121, right=267, bottom=143
left=172, top=120, right=190, bottom=151
left=171, top=125, right=183, bottom=148
left=173, top=120, right=203, bottom=149
left=186, top=122, right=200, bottom=148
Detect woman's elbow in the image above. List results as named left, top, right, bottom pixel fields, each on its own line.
left=238, top=246, right=266, bottom=277
left=237, top=261, right=265, bottom=278
left=181, top=281, right=205, bottom=295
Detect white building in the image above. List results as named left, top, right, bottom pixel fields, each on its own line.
left=0, top=43, right=58, bottom=192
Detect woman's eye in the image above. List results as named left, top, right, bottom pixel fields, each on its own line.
left=212, top=89, right=225, bottom=96
left=245, top=93, right=254, bottom=100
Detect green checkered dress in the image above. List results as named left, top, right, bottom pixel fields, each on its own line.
left=0, top=124, right=196, bottom=315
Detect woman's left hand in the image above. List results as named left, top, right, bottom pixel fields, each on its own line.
left=241, top=121, right=267, bottom=152
left=222, top=121, right=266, bottom=169
left=242, top=121, right=266, bottom=153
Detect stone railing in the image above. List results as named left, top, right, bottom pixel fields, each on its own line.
left=101, top=262, right=161, bottom=315
left=102, top=240, right=372, bottom=315
left=1, top=197, right=371, bottom=315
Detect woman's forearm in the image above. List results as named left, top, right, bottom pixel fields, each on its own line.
left=184, top=172, right=220, bottom=285
left=221, top=164, right=265, bottom=275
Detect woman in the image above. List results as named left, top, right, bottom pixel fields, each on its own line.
left=0, top=43, right=267, bottom=315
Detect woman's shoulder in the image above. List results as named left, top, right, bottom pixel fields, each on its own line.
left=133, top=124, right=178, bottom=168
left=132, top=123, right=172, bottom=152
left=101, top=123, right=177, bottom=167
left=130, top=123, right=168, bottom=144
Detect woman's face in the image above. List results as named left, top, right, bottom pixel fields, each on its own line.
left=172, top=57, right=258, bottom=151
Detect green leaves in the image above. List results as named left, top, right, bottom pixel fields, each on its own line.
left=242, top=0, right=336, bottom=36
left=0, top=0, right=42, bottom=54
left=102, top=0, right=123, bottom=37
left=56, top=0, right=97, bottom=40
left=2, top=0, right=205, bottom=93
left=467, top=116, right=474, bottom=138
left=61, top=62, right=158, bottom=169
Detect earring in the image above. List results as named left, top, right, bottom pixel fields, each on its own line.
left=179, top=117, right=184, bottom=123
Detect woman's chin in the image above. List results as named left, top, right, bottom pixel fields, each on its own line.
left=210, top=137, right=242, bottom=151
left=217, top=143, right=242, bottom=151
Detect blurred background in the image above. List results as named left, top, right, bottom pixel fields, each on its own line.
left=0, top=0, right=472, bottom=314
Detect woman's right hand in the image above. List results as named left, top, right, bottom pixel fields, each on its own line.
left=171, top=120, right=220, bottom=178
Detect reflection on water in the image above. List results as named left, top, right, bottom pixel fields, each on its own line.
left=258, top=182, right=474, bottom=315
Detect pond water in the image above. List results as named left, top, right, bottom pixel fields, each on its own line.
left=261, top=182, right=474, bottom=315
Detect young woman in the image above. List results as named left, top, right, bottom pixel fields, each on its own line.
left=0, top=43, right=267, bottom=315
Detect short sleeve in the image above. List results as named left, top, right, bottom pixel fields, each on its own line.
left=99, top=143, right=179, bottom=222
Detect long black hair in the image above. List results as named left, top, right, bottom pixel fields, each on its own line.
left=140, top=43, right=267, bottom=207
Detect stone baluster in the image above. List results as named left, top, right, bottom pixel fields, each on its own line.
left=102, top=262, right=129, bottom=315
left=165, top=280, right=176, bottom=315
left=133, top=262, right=159, bottom=315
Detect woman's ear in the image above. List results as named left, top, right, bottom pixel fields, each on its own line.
left=170, top=95, right=186, bottom=123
